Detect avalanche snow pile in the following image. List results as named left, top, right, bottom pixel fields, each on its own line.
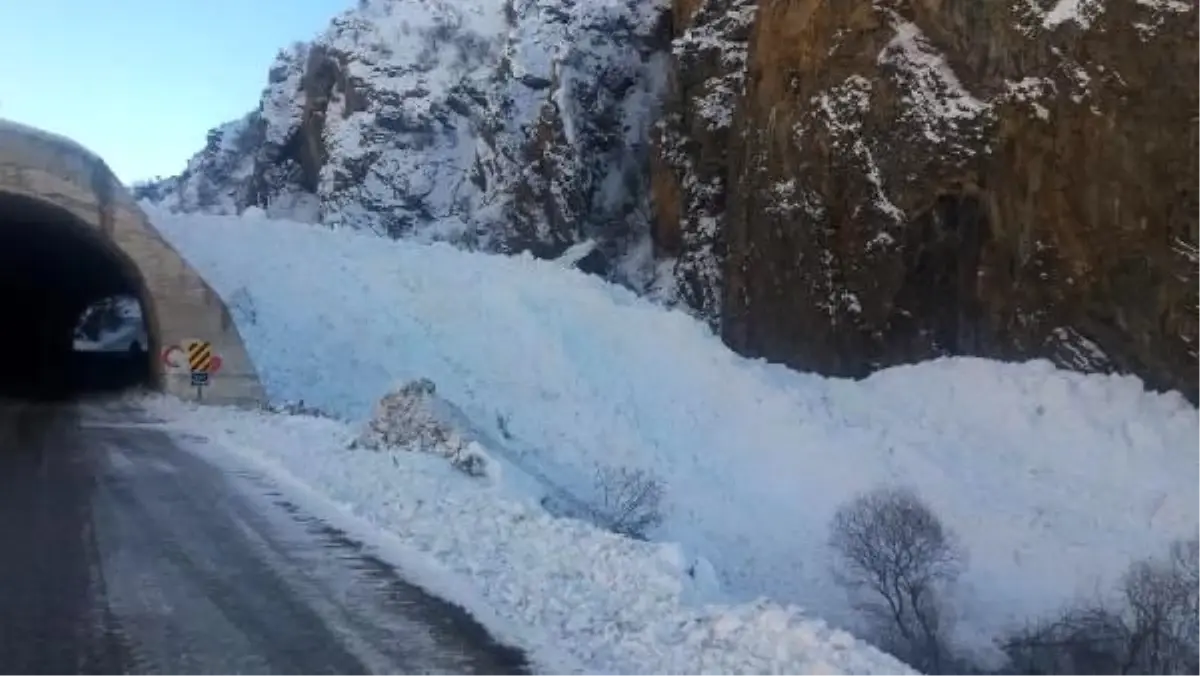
left=148, top=206, right=1199, bottom=667
left=140, top=0, right=671, bottom=287
left=143, top=396, right=912, bottom=675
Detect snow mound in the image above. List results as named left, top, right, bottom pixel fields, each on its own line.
left=148, top=205, right=1199, bottom=660
left=145, top=396, right=913, bottom=675
left=354, top=378, right=495, bottom=479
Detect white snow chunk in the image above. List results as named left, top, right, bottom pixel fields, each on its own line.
left=1136, top=0, right=1192, bottom=9
left=555, top=239, right=598, bottom=269
left=355, top=378, right=496, bottom=479
left=1043, top=0, right=1102, bottom=29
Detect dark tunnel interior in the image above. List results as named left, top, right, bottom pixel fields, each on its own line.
left=0, top=192, right=156, bottom=402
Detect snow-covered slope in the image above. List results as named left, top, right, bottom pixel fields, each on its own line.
left=139, top=396, right=912, bottom=675
left=148, top=205, right=1199, bottom=664
left=141, top=0, right=671, bottom=289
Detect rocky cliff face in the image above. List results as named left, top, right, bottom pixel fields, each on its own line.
left=144, top=0, right=1197, bottom=402
left=653, top=0, right=1198, bottom=402
left=144, top=0, right=673, bottom=288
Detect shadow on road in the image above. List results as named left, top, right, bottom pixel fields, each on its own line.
left=0, top=401, right=131, bottom=674
left=0, top=399, right=532, bottom=675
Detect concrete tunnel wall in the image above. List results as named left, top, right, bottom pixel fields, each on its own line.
left=0, top=121, right=265, bottom=406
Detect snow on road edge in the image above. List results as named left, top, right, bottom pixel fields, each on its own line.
left=142, top=396, right=914, bottom=675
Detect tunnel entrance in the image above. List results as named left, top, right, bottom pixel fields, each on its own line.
left=0, top=192, right=158, bottom=402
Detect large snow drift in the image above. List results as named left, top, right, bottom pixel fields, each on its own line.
left=148, top=205, right=1198, bottom=660
left=139, top=395, right=910, bottom=674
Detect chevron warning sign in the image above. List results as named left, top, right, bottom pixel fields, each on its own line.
left=187, top=340, right=214, bottom=374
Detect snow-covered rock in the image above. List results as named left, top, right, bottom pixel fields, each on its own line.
left=139, top=0, right=672, bottom=290
left=354, top=378, right=495, bottom=479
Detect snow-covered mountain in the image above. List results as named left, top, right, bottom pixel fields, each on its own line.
left=141, top=0, right=672, bottom=289
left=141, top=0, right=1197, bottom=404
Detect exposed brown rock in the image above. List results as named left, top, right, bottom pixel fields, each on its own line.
left=654, top=0, right=1199, bottom=402
left=652, top=0, right=757, bottom=320
left=672, top=0, right=706, bottom=26
left=507, top=75, right=585, bottom=258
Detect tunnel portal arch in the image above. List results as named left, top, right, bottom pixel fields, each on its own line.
left=0, top=119, right=264, bottom=405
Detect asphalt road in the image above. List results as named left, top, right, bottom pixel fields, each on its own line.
left=0, top=401, right=530, bottom=675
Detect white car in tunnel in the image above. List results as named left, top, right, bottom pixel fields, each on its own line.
left=72, top=295, right=148, bottom=353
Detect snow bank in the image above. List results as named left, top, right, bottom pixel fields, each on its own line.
left=141, top=396, right=911, bottom=675
left=148, top=206, right=1199, bottom=659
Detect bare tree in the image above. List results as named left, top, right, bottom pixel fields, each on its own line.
left=1003, top=604, right=1128, bottom=674
left=1119, top=537, right=1198, bottom=674
left=1003, top=537, right=1199, bottom=675
left=593, top=465, right=665, bottom=540
left=828, top=486, right=964, bottom=673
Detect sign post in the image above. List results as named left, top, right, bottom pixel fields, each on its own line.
left=191, top=371, right=210, bottom=400
left=162, top=339, right=223, bottom=401
left=186, top=340, right=215, bottom=401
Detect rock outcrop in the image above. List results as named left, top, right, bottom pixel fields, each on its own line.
left=652, top=0, right=1198, bottom=402
left=353, top=378, right=495, bottom=478
left=143, top=0, right=673, bottom=287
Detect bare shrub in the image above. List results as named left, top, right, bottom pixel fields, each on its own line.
left=265, top=399, right=339, bottom=420
left=495, top=412, right=513, bottom=440
left=1003, top=604, right=1128, bottom=674
left=1119, top=537, right=1198, bottom=674
left=828, top=486, right=964, bottom=673
left=1003, top=537, right=1199, bottom=675
left=593, top=465, right=665, bottom=540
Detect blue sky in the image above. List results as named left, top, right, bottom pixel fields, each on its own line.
left=0, top=0, right=351, bottom=183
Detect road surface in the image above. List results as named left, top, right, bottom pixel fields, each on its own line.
left=0, top=401, right=529, bottom=675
